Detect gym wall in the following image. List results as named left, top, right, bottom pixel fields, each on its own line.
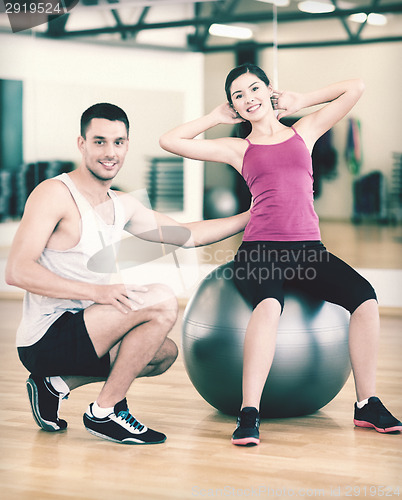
left=203, top=41, right=402, bottom=220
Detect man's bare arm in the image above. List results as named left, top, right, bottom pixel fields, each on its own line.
left=5, top=181, right=146, bottom=314
left=122, top=193, right=250, bottom=248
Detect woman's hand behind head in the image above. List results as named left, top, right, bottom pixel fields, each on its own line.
left=209, top=103, right=246, bottom=125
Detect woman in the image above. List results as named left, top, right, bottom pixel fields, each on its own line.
left=159, top=63, right=401, bottom=445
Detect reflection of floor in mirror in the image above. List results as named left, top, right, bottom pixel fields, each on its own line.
left=0, top=300, right=401, bottom=499
left=195, top=221, right=402, bottom=309
left=319, top=220, right=402, bottom=270
left=197, top=220, right=402, bottom=270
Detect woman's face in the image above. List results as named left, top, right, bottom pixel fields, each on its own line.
left=229, top=72, right=272, bottom=121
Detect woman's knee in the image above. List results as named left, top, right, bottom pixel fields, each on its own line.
left=254, top=297, right=282, bottom=318
left=255, top=296, right=282, bottom=311
left=346, top=277, right=377, bottom=314
left=351, top=298, right=379, bottom=319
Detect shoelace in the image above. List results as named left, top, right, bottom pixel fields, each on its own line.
left=240, top=411, right=259, bottom=428
left=118, top=410, right=145, bottom=431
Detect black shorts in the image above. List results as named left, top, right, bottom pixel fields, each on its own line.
left=18, top=310, right=110, bottom=377
left=233, top=240, right=377, bottom=313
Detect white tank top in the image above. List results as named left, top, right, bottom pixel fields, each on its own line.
left=16, top=173, right=126, bottom=347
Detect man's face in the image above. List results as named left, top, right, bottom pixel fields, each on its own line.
left=78, top=118, right=129, bottom=182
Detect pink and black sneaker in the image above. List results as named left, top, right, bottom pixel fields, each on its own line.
left=354, top=397, right=402, bottom=433
left=231, top=407, right=260, bottom=446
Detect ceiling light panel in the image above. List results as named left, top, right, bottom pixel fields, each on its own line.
left=298, top=1, right=336, bottom=13
left=209, top=23, right=253, bottom=40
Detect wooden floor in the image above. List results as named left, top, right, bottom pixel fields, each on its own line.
left=1, top=221, right=401, bottom=498
left=0, top=298, right=401, bottom=499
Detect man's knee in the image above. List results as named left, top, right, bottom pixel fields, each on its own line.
left=164, top=337, right=179, bottom=365
left=141, top=338, right=179, bottom=377
left=162, top=342, right=178, bottom=374
left=146, top=283, right=179, bottom=328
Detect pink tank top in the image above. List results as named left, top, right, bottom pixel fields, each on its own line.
left=242, top=127, right=321, bottom=241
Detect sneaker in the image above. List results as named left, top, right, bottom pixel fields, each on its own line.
left=26, top=375, right=68, bottom=432
left=354, top=397, right=402, bottom=433
left=83, top=398, right=166, bottom=444
left=231, top=407, right=260, bottom=446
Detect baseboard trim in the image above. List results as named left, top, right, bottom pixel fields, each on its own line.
left=378, top=306, right=402, bottom=317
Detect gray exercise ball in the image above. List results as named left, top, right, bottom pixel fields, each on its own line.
left=182, top=261, right=351, bottom=418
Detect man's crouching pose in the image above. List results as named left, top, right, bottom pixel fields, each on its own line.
left=6, top=103, right=250, bottom=445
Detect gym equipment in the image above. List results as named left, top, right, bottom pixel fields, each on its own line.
left=203, top=187, right=239, bottom=219
left=182, top=261, right=351, bottom=418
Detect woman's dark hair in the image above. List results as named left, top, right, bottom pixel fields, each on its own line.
left=80, top=103, right=130, bottom=138
left=224, top=63, right=270, bottom=138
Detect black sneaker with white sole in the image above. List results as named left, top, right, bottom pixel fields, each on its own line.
left=26, top=374, right=68, bottom=432
left=83, top=398, right=166, bottom=444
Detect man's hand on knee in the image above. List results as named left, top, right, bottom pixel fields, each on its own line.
left=91, top=283, right=149, bottom=314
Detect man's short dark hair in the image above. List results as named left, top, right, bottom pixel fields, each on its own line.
left=80, top=103, right=130, bottom=138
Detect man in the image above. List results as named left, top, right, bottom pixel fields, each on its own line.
left=6, top=103, right=250, bottom=445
